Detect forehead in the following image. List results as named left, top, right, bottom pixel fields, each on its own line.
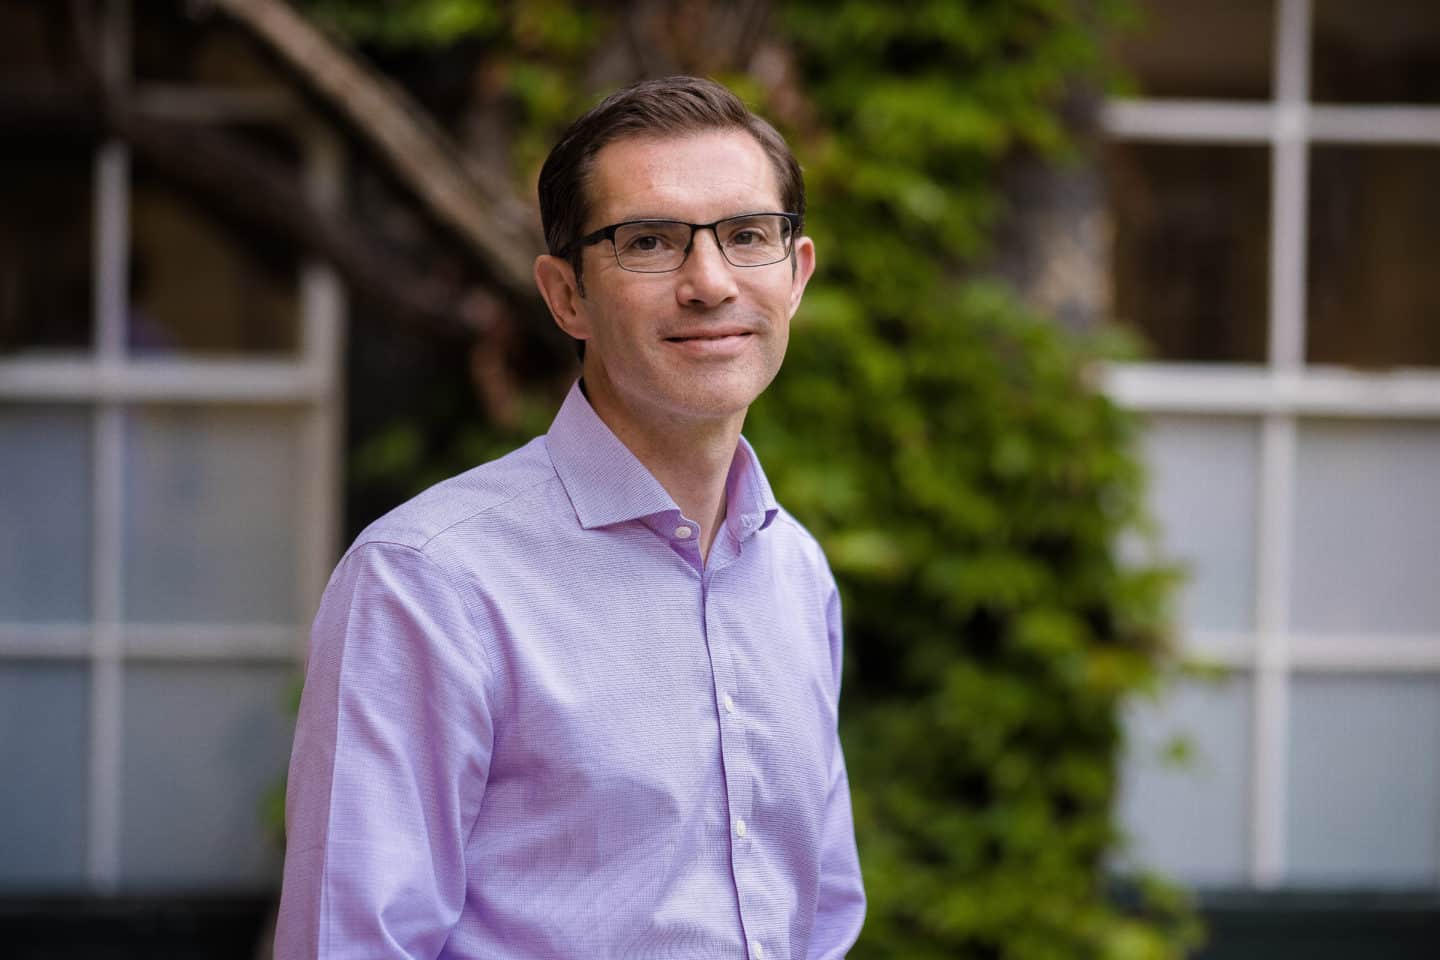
left=586, top=130, right=782, bottom=225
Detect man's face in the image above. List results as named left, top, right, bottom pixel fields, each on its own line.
left=548, top=130, right=815, bottom=433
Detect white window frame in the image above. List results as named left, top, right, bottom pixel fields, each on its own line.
left=0, top=0, right=344, bottom=893
left=1102, top=0, right=1440, bottom=888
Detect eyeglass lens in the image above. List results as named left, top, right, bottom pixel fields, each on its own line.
left=612, top=215, right=792, bottom=272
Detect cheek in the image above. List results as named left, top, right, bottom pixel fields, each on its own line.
left=612, top=273, right=671, bottom=313
left=771, top=318, right=792, bottom=360
left=587, top=289, right=651, bottom=347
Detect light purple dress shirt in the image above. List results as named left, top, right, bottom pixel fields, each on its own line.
left=275, top=382, right=865, bottom=959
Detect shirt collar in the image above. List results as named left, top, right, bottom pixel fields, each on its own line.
left=546, top=380, right=779, bottom=537
left=725, top=432, right=780, bottom=538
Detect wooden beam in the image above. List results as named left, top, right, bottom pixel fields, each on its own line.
left=207, top=0, right=543, bottom=303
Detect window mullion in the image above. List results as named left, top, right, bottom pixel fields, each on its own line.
left=1249, top=0, right=1314, bottom=891
left=299, top=125, right=348, bottom=638
left=86, top=0, right=131, bottom=895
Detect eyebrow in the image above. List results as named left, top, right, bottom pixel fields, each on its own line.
left=602, top=209, right=785, bottom=224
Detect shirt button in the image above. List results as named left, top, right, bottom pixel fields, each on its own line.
left=723, top=693, right=736, bottom=714
left=674, top=524, right=693, bottom=539
left=751, top=941, right=765, bottom=959
left=735, top=818, right=747, bottom=838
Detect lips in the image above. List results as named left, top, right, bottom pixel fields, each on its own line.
left=663, top=326, right=753, bottom=342
left=661, top=326, right=756, bottom=358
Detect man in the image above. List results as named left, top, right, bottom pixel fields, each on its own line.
left=275, top=76, right=865, bottom=959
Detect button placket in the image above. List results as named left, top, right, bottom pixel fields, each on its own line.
left=706, top=583, right=752, bottom=831
left=699, top=564, right=760, bottom=953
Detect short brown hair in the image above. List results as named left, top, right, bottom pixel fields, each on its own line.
left=538, top=76, right=805, bottom=285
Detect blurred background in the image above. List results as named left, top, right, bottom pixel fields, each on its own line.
left=1, top=0, right=1437, bottom=957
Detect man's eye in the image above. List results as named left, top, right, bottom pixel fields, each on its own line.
left=624, top=234, right=669, bottom=252
left=729, top=229, right=762, bottom=246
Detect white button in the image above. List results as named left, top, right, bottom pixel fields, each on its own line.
left=723, top=693, right=736, bottom=715
left=751, top=941, right=765, bottom=959
left=674, top=524, right=693, bottom=539
left=735, top=818, right=747, bottom=838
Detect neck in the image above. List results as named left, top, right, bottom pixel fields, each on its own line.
left=582, top=379, right=742, bottom=564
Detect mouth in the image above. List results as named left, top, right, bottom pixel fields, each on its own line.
left=662, top=328, right=755, bottom=357
left=664, top=327, right=753, bottom=343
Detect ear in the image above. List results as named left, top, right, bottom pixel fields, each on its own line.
left=534, top=254, right=591, bottom=342
left=787, top=235, right=817, bottom=318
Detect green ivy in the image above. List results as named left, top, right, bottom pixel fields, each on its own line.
left=312, top=1, right=1197, bottom=955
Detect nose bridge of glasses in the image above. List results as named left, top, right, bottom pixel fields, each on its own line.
left=684, top=221, right=730, bottom=266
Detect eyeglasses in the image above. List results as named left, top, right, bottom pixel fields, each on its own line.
left=570, top=212, right=800, bottom=273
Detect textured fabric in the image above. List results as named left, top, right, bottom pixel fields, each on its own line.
left=276, top=381, right=865, bottom=959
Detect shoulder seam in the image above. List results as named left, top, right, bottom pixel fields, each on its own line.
left=346, top=467, right=562, bottom=558
left=417, top=469, right=562, bottom=552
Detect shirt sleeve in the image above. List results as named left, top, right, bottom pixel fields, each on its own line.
left=809, top=577, right=867, bottom=959
left=274, top=541, right=495, bottom=959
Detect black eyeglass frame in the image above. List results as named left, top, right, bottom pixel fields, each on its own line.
left=565, top=212, right=802, bottom=273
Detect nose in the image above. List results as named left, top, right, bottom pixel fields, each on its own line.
left=675, top=227, right=739, bottom=308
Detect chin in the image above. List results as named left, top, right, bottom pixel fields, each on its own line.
left=651, top=382, right=762, bottom=425
left=677, top=368, right=777, bottom=415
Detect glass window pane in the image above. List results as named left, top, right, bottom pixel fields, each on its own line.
left=0, top=407, right=92, bottom=622
left=1116, top=675, right=1252, bottom=886
left=1110, top=0, right=1274, bottom=100
left=0, top=662, right=90, bottom=890
left=120, top=663, right=293, bottom=889
left=1142, top=416, right=1260, bottom=633
left=1291, top=420, right=1440, bottom=635
left=1307, top=146, right=1440, bottom=369
left=1107, top=142, right=1271, bottom=363
left=123, top=408, right=300, bottom=624
left=129, top=151, right=300, bottom=355
left=0, top=135, right=93, bottom=355
left=1312, top=0, right=1440, bottom=105
left=1287, top=674, right=1440, bottom=887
